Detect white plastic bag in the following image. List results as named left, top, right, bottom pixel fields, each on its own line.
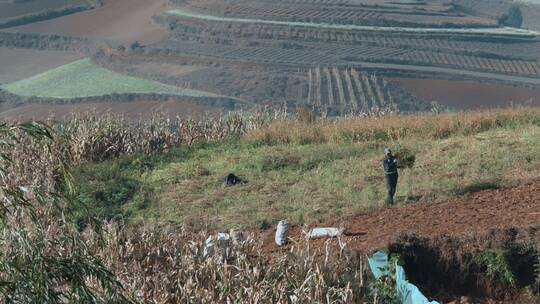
left=275, top=220, right=289, bottom=246
left=308, top=227, right=342, bottom=239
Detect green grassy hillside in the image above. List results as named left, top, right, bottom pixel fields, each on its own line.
left=72, top=109, right=540, bottom=229
left=2, top=58, right=219, bottom=99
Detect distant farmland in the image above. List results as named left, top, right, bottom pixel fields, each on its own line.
left=0, top=0, right=90, bottom=20
left=393, top=78, right=540, bottom=110
left=167, top=9, right=539, bottom=36
left=5, top=0, right=168, bottom=44
left=1, top=59, right=220, bottom=99
left=0, top=47, right=81, bottom=84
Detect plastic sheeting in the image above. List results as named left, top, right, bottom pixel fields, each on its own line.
left=203, top=231, right=243, bottom=258
left=308, top=227, right=341, bottom=239
left=368, top=250, right=439, bottom=304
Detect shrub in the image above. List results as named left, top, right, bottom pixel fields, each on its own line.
left=498, top=5, right=523, bottom=28
left=480, top=250, right=516, bottom=286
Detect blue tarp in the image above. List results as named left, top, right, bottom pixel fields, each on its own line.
left=368, top=250, right=439, bottom=304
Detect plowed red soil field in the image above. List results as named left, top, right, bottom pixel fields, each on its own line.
left=394, top=78, right=540, bottom=110
left=0, top=47, right=81, bottom=83
left=7, top=0, right=168, bottom=45
left=263, top=180, right=540, bottom=253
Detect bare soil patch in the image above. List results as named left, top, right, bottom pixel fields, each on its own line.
left=394, top=78, right=540, bottom=110
left=0, top=100, right=221, bottom=121
left=262, top=180, right=540, bottom=253
left=0, top=0, right=88, bottom=19
left=7, top=0, right=168, bottom=45
left=131, top=62, right=206, bottom=78
left=0, top=47, right=82, bottom=83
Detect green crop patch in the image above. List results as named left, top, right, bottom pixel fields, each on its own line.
left=1, top=58, right=220, bottom=99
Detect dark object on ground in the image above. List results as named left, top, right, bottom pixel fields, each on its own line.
left=224, top=173, right=243, bottom=186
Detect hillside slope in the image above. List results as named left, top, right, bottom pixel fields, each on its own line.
left=264, top=180, right=540, bottom=252
left=71, top=108, right=540, bottom=230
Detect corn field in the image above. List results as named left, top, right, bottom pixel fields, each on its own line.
left=83, top=223, right=371, bottom=304
left=1, top=121, right=377, bottom=304
left=1, top=109, right=286, bottom=192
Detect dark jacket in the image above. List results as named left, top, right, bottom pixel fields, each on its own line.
left=383, top=156, right=398, bottom=175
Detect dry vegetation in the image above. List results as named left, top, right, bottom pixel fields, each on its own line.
left=0, top=120, right=375, bottom=303
left=86, top=223, right=370, bottom=303
left=4, top=107, right=537, bottom=190
left=4, top=107, right=538, bottom=195
left=247, top=107, right=540, bottom=145
left=1, top=107, right=540, bottom=303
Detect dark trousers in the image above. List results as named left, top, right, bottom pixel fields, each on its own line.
left=385, top=173, right=398, bottom=205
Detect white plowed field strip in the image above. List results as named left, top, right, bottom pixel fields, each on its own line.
left=167, top=9, right=540, bottom=37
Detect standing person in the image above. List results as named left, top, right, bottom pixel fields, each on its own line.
left=383, top=148, right=399, bottom=206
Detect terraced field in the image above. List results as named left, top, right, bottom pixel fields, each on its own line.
left=0, top=47, right=82, bottom=83
left=2, top=0, right=540, bottom=117
left=1, top=59, right=220, bottom=99
left=6, top=0, right=168, bottom=44
left=178, top=0, right=495, bottom=27
left=0, top=0, right=97, bottom=29
left=394, top=78, right=540, bottom=109
left=455, top=0, right=540, bottom=31
left=0, top=0, right=90, bottom=20
left=167, top=9, right=538, bottom=36
left=306, top=67, right=395, bottom=114
left=162, top=6, right=540, bottom=83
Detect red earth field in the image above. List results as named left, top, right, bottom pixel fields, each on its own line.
left=6, top=0, right=168, bottom=45
left=263, top=179, right=540, bottom=253
left=394, top=78, right=540, bottom=110
left=0, top=47, right=81, bottom=83
left=0, top=0, right=88, bottom=20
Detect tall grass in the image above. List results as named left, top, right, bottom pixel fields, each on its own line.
left=247, top=107, right=540, bottom=145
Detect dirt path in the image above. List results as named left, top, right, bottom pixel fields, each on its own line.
left=263, top=180, right=540, bottom=253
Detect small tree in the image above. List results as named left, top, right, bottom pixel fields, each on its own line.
left=498, top=5, right=523, bottom=28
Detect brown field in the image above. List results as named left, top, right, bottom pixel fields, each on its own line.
left=182, top=0, right=495, bottom=27
left=0, top=47, right=82, bottom=83
left=0, top=100, right=221, bottom=121
left=393, top=78, right=540, bottom=110
left=264, top=180, right=540, bottom=253
left=7, top=0, right=168, bottom=45
left=130, top=62, right=207, bottom=78
left=0, top=0, right=88, bottom=19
